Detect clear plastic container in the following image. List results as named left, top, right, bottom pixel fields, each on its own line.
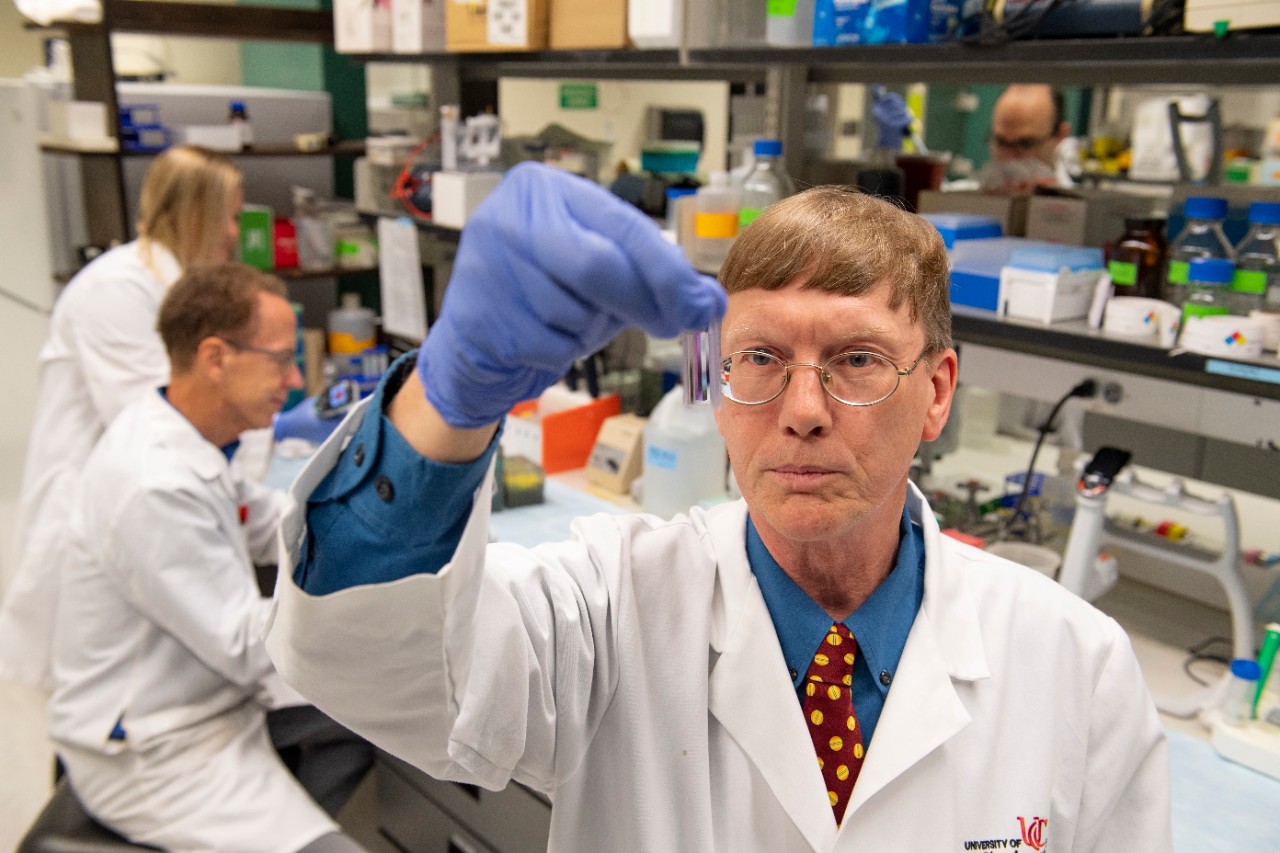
left=766, top=0, right=816, bottom=46
left=738, top=139, right=795, bottom=230
left=1166, top=196, right=1233, bottom=308
left=1233, top=201, right=1280, bottom=315
left=328, top=293, right=376, bottom=356
left=641, top=385, right=727, bottom=519
left=1182, top=257, right=1234, bottom=322
left=692, top=171, right=739, bottom=272
left=1223, top=658, right=1262, bottom=725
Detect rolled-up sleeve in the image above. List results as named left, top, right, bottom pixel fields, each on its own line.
left=294, top=353, right=499, bottom=595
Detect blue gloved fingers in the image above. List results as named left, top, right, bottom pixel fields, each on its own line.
left=273, top=395, right=345, bottom=444
left=492, top=164, right=725, bottom=337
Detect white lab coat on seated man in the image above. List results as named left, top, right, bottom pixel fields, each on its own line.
left=0, top=240, right=176, bottom=688
left=50, top=390, right=339, bottom=853
left=266, top=400, right=1172, bottom=853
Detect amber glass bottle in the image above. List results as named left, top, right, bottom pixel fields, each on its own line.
left=1108, top=217, right=1167, bottom=300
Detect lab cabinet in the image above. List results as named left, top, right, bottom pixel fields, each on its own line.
left=377, top=754, right=551, bottom=853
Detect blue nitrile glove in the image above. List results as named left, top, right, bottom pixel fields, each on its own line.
left=273, top=396, right=345, bottom=445
left=419, top=162, right=726, bottom=429
left=871, top=86, right=913, bottom=151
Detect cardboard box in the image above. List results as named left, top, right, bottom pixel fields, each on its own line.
left=550, top=0, right=627, bottom=49
left=238, top=205, right=274, bottom=271
left=1024, top=189, right=1165, bottom=248
left=502, top=394, right=622, bottom=474
left=917, top=190, right=1028, bottom=237
left=392, top=0, right=446, bottom=52
left=585, top=413, right=646, bottom=494
left=334, top=0, right=393, bottom=53
left=446, top=0, right=549, bottom=52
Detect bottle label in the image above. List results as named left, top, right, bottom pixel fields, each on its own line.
left=767, top=0, right=799, bottom=14
left=1167, top=260, right=1190, bottom=285
left=1232, top=269, right=1268, bottom=294
left=695, top=212, right=739, bottom=239
left=645, top=445, right=678, bottom=471
left=739, top=207, right=764, bottom=229
left=1181, top=302, right=1230, bottom=321
left=1108, top=260, right=1138, bottom=286
left=328, top=331, right=376, bottom=354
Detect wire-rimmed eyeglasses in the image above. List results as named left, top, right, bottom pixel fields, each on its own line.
left=219, top=338, right=298, bottom=373
left=720, top=350, right=927, bottom=407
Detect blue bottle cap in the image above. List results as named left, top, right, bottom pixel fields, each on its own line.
left=665, top=187, right=697, bottom=200
left=1247, top=201, right=1280, bottom=225
left=1183, top=196, right=1227, bottom=220
left=753, top=139, right=783, bottom=157
left=1231, top=658, right=1262, bottom=681
left=1187, top=257, right=1235, bottom=284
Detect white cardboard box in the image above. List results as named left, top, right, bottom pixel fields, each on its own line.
left=997, top=244, right=1106, bottom=324
left=334, top=0, right=393, bottom=53
left=392, top=0, right=446, bottom=52
left=431, top=170, right=503, bottom=228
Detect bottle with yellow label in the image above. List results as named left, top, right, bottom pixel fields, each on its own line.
left=692, top=171, right=739, bottom=273
left=328, top=293, right=376, bottom=363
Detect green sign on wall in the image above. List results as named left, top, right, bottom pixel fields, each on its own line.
left=559, top=83, right=598, bottom=110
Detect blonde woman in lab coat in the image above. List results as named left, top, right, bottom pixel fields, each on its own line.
left=0, top=145, right=242, bottom=689
left=267, top=165, right=1172, bottom=852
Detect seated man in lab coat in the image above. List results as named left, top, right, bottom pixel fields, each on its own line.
left=48, top=264, right=373, bottom=853
left=266, top=164, right=1171, bottom=852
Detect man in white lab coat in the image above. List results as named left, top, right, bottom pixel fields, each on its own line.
left=266, top=164, right=1171, bottom=851
left=49, top=264, right=372, bottom=852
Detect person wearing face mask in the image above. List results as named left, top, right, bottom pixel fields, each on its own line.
left=265, top=164, right=1170, bottom=852
left=47, top=264, right=372, bottom=852
left=978, top=84, right=1074, bottom=194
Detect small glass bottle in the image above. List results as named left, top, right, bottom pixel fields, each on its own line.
left=738, top=139, right=796, bottom=230
left=1182, top=257, right=1234, bottom=322
left=1233, top=201, right=1280, bottom=315
left=228, top=100, right=253, bottom=150
left=1108, top=217, right=1166, bottom=300
left=1166, top=196, right=1233, bottom=308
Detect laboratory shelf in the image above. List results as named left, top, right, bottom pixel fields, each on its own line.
left=952, top=307, right=1280, bottom=402
left=98, top=0, right=331, bottom=43
left=689, top=33, right=1280, bottom=86
left=115, top=141, right=367, bottom=159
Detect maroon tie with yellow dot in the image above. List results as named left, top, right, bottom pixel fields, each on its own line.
left=801, top=622, right=865, bottom=826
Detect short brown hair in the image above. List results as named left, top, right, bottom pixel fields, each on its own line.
left=719, top=185, right=952, bottom=355
left=136, top=145, right=242, bottom=270
left=158, top=263, right=287, bottom=373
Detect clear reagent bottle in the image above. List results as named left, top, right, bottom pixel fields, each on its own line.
left=1166, top=196, right=1233, bottom=308
left=738, top=139, right=796, bottom=230
left=1233, top=200, right=1280, bottom=315
left=1182, top=257, right=1234, bottom=322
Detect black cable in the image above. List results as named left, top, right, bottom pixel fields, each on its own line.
left=1182, top=636, right=1233, bottom=686
left=1001, top=378, right=1097, bottom=539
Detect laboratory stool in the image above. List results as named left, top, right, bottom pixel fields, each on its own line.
left=17, top=778, right=160, bottom=853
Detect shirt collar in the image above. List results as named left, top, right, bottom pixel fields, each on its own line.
left=749, top=505, right=925, bottom=698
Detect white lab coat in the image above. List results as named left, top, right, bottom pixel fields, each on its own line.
left=267, top=403, right=1172, bottom=853
left=0, top=241, right=177, bottom=688
left=49, top=392, right=337, bottom=853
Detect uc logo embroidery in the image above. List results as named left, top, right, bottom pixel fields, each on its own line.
left=1018, top=816, right=1048, bottom=851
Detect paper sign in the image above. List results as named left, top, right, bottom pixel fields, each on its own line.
left=377, top=217, right=428, bottom=342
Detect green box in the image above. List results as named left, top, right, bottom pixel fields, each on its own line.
left=238, top=204, right=274, bottom=271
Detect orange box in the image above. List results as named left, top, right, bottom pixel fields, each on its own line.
left=445, top=0, right=549, bottom=52
left=503, top=394, right=621, bottom=474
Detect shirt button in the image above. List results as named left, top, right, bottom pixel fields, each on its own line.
left=353, top=443, right=365, bottom=467
left=375, top=476, right=395, bottom=502
left=879, top=670, right=893, bottom=687
left=789, top=668, right=798, bottom=682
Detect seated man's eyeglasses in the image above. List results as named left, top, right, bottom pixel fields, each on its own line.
left=720, top=350, right=927, bottom=407
left=219, top=338, right=297, bottom=372
left=989, top=132, right=1053, bottom=153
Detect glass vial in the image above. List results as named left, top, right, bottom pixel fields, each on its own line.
left=738, top=139, right=796, bottom=230
left=1166, top=196, right=1233, bottom=308
left=1223, top=658, right=1262, bottom=725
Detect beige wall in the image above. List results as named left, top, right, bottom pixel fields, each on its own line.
left=498, top=77, right=730, bottom=181
left=1, top=3, right=53, bottom=78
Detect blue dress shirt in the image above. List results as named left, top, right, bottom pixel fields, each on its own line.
left=748, top=511, right=924, bottom=749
